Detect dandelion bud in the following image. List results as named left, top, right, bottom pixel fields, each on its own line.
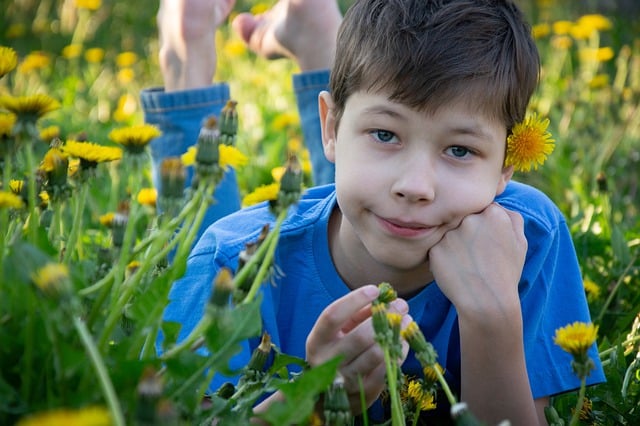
left=402, top=321, right=438, bottom=367
left=450, top=402, right=484, bottom=426
left=209, top=267, right=234, bottom=308
left=596, top=171, right=608, bottom=193
left=219, top=100, right=238, bottom=145
left=215, top=382, right=236, bottom=400
left=377, top=282, right=397, bottom=304
left=195, top=116, right=220, bottom=165
left=135, top=366, right=163, bottom=426
left=246, top=333, right=272, bottom=372
left=159, top=158, right=185, bottom=199
left=279, top=155, right=303, bottom=195
left=111, top=212, right=128, bottom=248
left=323, top=375, right=352, bottom=426
left=371, top=302, right=389, bottom=337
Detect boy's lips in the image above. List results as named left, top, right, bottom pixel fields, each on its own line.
left=376, top=215, right=437, bottom=238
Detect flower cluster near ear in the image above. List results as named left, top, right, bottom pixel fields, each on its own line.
left=506, top=113, right=555, bottom=172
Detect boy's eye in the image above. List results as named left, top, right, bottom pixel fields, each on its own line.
left=371, top=129, right=397, bottom=144
left=447, top=146, right=472, bottom=158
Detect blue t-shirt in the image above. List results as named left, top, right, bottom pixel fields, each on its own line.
left=162, top=181, right=605, bottom=418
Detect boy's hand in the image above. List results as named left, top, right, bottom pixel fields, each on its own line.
left=305, top=285, right=411, bottom=412
left=429, top=203, right=527, bottom=320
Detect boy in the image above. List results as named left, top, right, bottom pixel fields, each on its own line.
left=145, top=0, right=605, bottom=423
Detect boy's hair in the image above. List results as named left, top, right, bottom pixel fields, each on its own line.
left=330, top=0, right=540, bottom=133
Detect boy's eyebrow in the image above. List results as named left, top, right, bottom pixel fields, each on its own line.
left=447, top=123, right=495, bottom=142
left=362, top=105, right=406, bottom=120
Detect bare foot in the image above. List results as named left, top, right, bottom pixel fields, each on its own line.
left=231, top=0, right=341, bottom=71
left=158, top=0, right=236, bottom=91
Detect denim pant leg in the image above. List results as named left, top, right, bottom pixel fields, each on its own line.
left=140, top=85, right=241, bottom=242
left=293, top=70, right=335, bottom=186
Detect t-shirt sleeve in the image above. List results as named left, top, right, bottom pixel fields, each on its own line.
left=513, top=192, right=606, bottom=398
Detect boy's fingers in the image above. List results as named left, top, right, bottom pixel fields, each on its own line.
left=313, top=285, right=380, bottom=337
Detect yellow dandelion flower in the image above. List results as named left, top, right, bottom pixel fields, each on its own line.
left=423, top=362, right=444, bottom=383
left=62, top=44, right=83, bottom=59
left=577, top=14, right=612, bottom=33
left=406, top=380, right=437, bottom=411
left=551, top=35, right=573, bottom=50
left=0, top=94, right=60, bottom=120
left=223, top=39, right=247, bottom=57
left=0, top=190, right=25, bottom=209
left=17, top=51, right=51, bottom=74
left=108, top=124, right=161, bottom=153
left=271, top=111, right=299, bottom=131
left=74, top=0, right=102, bottom=10
left=39, top=125, right=60, bottom=143
left=127, top=260, right=141, bottom=273
left=40, top=147, right=68, bottom=173
left=113, top=93, right=137, bottom=123
left=300, top=149, right=312, bottom=175
left=116, top=51, right=138, bottom=68
left=250, top=2, right=269, bottom=14
left=117, top=68, right=135, bottom=85
left=589, top=74, right=609, bottom=89
left=552, top=20, right=574, bottom=35
left=386, top=312, right=403, bottom=328
left=16, top=406, right=111, bottom=426
left=61, top=140, right=123, bottom=164
left=180, top=146, right=197, bottom=166
left=219, top=144, right=248, bottom=170
left=579, top=47, right=615, bottom=63
left=570, top=23, right=594, bottom=40
left=30, top=262, right=70, bottom=296
left=99, top=212, right=115, bottom=227
left=532, top=23, right=551, bottom=39
left=9, top=179, right=23, bottom=194
left=583, top=279, right=601, bottom=302
left=0, top=112, right=16, bottom=137
left=84, top=47, right=105, bottom=63
left=505, top=113, right=555, bottom=172
left=242, top=183, right=280, bottom=207
left=67, top=158, right=80, bottom=177
left=137, top=187, right=157, bottom=207
left=553, top=321, right=598, bottom=357
left=0, top=46, right=18, bottom=77
left=271, top=166, right=286, bottom=182
left=39, top=191, right=50, bottom=207
left=287, top=137, right=303, bottom=153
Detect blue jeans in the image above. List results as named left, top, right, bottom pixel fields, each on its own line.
left=141, top=70, right=334, bottom=239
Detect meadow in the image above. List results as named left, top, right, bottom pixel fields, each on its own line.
left=0, top=0, right=639, bottom=424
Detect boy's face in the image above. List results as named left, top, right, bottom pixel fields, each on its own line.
left=319, top=90, right=513, bottom=286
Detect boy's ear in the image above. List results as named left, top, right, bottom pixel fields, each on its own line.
left=496, top=165, right=514, bottom=195
left=318, top=91, right=337, bottom=163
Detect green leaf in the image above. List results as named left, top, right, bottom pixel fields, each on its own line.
left=257, top=356, right=341, bottom=425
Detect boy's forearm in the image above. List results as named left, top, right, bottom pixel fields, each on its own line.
left=458, top=310, right=542, bottom=425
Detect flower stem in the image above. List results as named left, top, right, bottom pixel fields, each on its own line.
left=73, top=316, right=125, bottom=426
left=595, top=255, right=636, bottom=324
left=241, top=208, right=288, bottom=304
left=434, top=366, right=457, bottom=406
left=63, top=183, right=89, bottom=263
left=383, top=347, right=405, bottom=426
left=568, top=377, right=586, bottom=426
left=24, top=141, right=39, bottom=244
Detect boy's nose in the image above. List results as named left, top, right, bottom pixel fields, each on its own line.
left=391, top=159, right=436, bottom=203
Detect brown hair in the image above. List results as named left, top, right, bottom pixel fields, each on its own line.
left=329, top=0, right=540, bottom=132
